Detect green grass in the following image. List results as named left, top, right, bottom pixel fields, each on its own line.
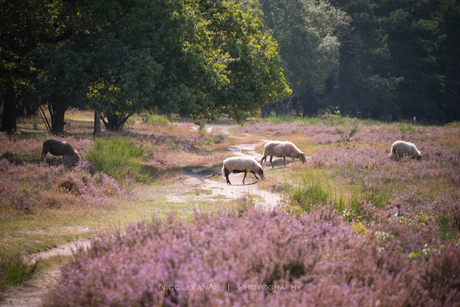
left=87, top=136, right=151, bottom=182
left=253, top=112, right=368, bottom=127
left=0, top=254, right=39, bottom=292
left=285, top=166, right=393, bottom=219
left=142, top=113, right=170, bottom=126
left=287, top=169, right=346, bottom=213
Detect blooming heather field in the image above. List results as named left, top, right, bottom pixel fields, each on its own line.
left=1, top=116, right=460, bottom=306
left=47, top=208, right=460, bottom=306
left=44, top=119, right=460, bottom=306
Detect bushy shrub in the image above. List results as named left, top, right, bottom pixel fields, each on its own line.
left=142, top=113, right=169, bottom=126
left=46, top=207, right=460, bottom=306
left=0, top=253, right=38, bottom=292
left=86, top=136, right=149, bottom=182
left=0, top=158, right=127, bottom=213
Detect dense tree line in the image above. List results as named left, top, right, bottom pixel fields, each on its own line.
left=2, top=0, right=459, bottom=133
left=240, top=0, right=460, bottom=122
left=325, top=0, right=460, bottom=122
left=1, top=0, right=290, bottom=133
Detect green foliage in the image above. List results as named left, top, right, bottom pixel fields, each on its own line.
left=346, top=165, right=393, bottom=214
left=322, top=109, right=352, bottom=126
left=439, top=214, right=455, bottom=240
left=286, top=164, right=392, bottom=219
left=288, top=170, right=346, bottom=213
left=256, top=111, right=361, bottom=131
left=86, top=137, right=150, bottom=182
left=142, top=113, right=169, bottom=126
left=255, top=0, right=346, bottom=96
left=0, top=254, right=38, bottom=287
left=398, top=122, right=416, bottom=134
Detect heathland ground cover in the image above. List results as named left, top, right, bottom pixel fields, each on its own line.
left=1, top=112, right=460, bottom=305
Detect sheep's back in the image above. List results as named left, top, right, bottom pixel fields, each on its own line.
left=223, top=157, right=261, bottom=171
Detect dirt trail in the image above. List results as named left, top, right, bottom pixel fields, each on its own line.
left=0, top=240, right=90, bottom=307
left=0, top=126, right=284, bottom=306
left=176, top=142, right=283, bottom=211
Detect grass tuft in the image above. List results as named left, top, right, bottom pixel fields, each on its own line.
left=142, top=113, right=169, bottom=126
left=87, top=136, right=150, bottom=182
left=0, top=254, right=39, bottom=290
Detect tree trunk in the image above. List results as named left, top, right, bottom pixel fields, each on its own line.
left=93, top=110, right=101, bottom=137
left=282, top=96, right=292, bottom=115
left=1, top=82, right=17, bottom=132
left=50, top=93, right=69, bottom=135
left=102, top=113, right=125, bottom=131
left=261, top=104, right=271, bottom=118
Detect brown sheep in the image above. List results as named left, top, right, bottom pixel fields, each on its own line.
left=41, top=139, right=79, bottom=161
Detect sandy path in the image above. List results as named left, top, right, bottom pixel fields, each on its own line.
left=0, top=240, right=90, bottom=307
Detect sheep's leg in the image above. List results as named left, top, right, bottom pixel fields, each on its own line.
left=41, top=150, right=47, bottom=160
left=260, top=156, right=266, bottom=165
left=251, top=171, right=259, bottom=180
left=283, top=156, right=286, bottom=167
left=269, top=156, right=274, bottom=168
left=242, top=171, right=247, bottom=184
left=224, top=168, right=231, bottom=185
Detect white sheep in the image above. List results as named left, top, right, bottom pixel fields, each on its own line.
left=41, top=139, right=80, bottom=161
left=260, top=141, right=306, bottom=168
left=222, top=157, right=264, bottom=185
left=388, top=140, right=422, bottom=160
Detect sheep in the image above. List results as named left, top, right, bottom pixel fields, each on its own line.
left=41, top=139, right=79, bottom=161
left=222, top=157, right=264, bottom=185
left=388, top=140, right=422, bottom=160
left=260, top=141, right=306, bottom=168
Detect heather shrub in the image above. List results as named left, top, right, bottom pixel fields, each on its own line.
left=87, top=136, right=150, bottom=182
left=46, top=207, right=460, bottom=306
left=0, top=158, right=127, bottom=213
left=427, top=193, right=460, bottom=238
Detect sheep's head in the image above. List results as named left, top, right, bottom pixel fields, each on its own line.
left=258, top=168, right=265, bottom=180
left=299, top=153, right=306, bottom=163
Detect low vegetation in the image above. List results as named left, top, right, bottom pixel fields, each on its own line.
left=1, top=112, right=460, bottom=305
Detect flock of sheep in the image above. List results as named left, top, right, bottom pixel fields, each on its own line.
left=40, top=137, right=421, bottom=186
left=223, top=140, right=422, bottom=185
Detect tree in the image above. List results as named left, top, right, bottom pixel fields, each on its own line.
left=327, top=0, right=444, bottom=121
left=436, top=0, right=460, bottom=122
left=88, top=0, right=290, bottom=128
left=324, top=0, right=402, bottom=120
left=2, top=0, right=290, bottom=133
left=0, top=0, right=57, bottom=131
left=253, top=0, right=346, bottom=114
left=378, top=0, right=444, bottom=120
left=35, top=0, right=122, bottom=134
left=185, top=0, right=291, bottom=122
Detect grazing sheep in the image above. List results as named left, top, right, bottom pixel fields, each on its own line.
left=222, top=157, right=264, bottom=185
left=41, top=139, right=79, bottom=161
left=260, top=141, right=306, bottom=168
left=388, top=140, right=422, bottom=160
